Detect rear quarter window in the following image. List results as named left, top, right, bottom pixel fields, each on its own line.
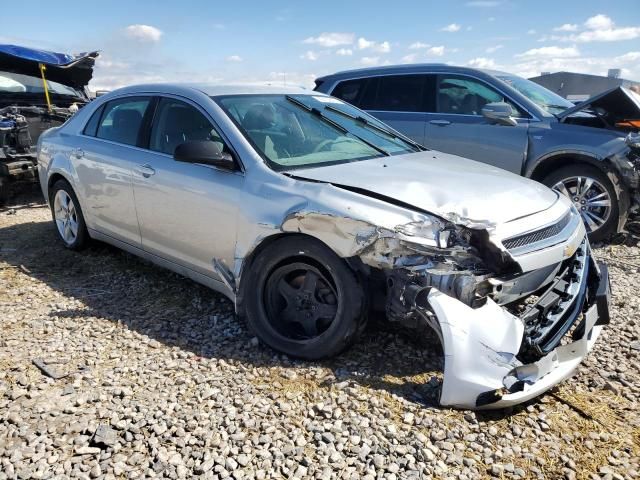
left=83, top=105, right=104, bottom=137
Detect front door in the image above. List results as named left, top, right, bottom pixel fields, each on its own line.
left=131, top=96, right=242, bottom=279
left=424, top=74, right=529, bottom=174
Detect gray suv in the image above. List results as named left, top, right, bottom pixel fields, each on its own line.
left=315, top=64, right=640, bottom=241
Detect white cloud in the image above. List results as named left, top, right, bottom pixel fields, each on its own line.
left=300, top=50, right=318, bottom=61
left=226, top=55, right=243, bottom=62
left=402, top=53, right=420, bottom=63
left=584, top=14, right=614, bottom=30
left=441, top=23, right=461, bottom=33
left=360, top=56, right=380, bottom=66
left=409, top=42, right=430, bottom=50
left=527, top=29, right=537, bottom=35
left=357, top=37, right=391, bottom=53
left=551, top=15, right=640, bottom=43
left=303, top=32, right=354, bottom=47
left=488, top=17, right=496, bottom=22
left=335, top=48, right=353, bottom=56
left=124, top=24, right=163, bottom=43
left=468, top=57, right=497, bottom=69
left=486, top=44, right=503, bottom=53
left=427, top=46, right=446, bottom=56
left=465, top=1, right=501, bottom=6
left=512, top=50, right=640, bottom=81
left=515, top=45, right=580, bottom=58
left=554, top=23, right=578, bottom=32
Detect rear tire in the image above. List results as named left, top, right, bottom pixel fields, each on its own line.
left=49, top=179, right=90, bottom=250
left=542, top=164, right=619, bottom=243
left=242, top=236, right=366, bottom=360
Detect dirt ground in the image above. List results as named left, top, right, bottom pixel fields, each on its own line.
left=1, top=188, right=639, bottom=480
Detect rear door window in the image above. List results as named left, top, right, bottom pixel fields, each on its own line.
left=96, top=97, right=151, bottom=146
left=369, top=75, right=428, bottom=112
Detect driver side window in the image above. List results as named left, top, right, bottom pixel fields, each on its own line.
left=150, top=98, right=225, bottom=156
left=437, top=75, right=527, bottom=117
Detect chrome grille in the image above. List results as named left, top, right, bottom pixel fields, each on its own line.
left=503, top=212, right=572, bottom=251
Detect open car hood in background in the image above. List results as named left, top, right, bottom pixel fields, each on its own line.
left=0, top=44, right=99, bottom=89
left=557, top=86, right=640, bottom=124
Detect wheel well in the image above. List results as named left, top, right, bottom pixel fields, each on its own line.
left=47, top=173, right=68, bottom=194
left=529, top=155, right=603, bottom=182
left=235, top=232, right=367, bottom=315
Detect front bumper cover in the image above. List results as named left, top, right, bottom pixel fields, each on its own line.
left=412, top=243, right=610, bottom=410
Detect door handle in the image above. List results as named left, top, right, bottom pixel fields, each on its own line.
left=135, top=164, right=156, bottom=178
left=71, top=148, right=84, bottom=158
left=429, top=120, right=451, bottom=127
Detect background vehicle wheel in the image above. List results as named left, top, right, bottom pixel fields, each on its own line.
left=49, top=179, right=89, bottom=250
left=542, top=165, right=619, bottom=243
left=243, top=236, right=366, bottom=360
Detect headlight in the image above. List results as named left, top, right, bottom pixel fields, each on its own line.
left=394, top=217, right=454, bottom=249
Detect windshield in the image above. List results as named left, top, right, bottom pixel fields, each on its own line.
left=215, top=94, right=421, bottom=170
left=0, top=70, right=84, bottom=98
left=496, top=74, right=574, bottom=116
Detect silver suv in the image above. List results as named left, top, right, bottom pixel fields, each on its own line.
left=315, top=64, right=640, bottom=241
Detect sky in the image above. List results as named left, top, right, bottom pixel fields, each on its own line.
left=3, top=0, right=640, bottom=91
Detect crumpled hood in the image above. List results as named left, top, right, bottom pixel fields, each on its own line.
left=558, top=86, right=640, bottom=127
left=289, top=151, right=559, bottom=227
left=0, top=44, right=98, bottom=89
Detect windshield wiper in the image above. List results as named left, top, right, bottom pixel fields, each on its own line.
left=542, top=103, right=570, bottom=110
left=285, top=95, right=390, bottom=157
left=324, top=105, right=426, bottom=151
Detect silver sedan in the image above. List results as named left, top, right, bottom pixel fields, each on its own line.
left=37, top=84, right=610, bottom=409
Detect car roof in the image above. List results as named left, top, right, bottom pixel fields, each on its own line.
left=316, top=63, right=512, bottom=82
left=105, top=83, right=311, bottom=98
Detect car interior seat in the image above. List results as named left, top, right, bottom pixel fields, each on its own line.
left=242, top=104, right=279, bottom=160
left=111, top=109, right=143, bottom=145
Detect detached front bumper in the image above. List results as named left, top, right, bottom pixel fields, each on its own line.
left=413, top=244, right=610, bottom=410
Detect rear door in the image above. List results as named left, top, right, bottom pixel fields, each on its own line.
left=331, top=75, right=435, bottom=145
left=75, top=96, right=153, bottom=247
left=424, top=74, right=529, bottom=174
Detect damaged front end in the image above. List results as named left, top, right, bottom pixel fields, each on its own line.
left=0, top=44, right=98, bottom=203
left=361, top=203, right=611, bottom=410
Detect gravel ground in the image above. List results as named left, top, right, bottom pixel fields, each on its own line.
left=1, top=189, right=639, bottom=480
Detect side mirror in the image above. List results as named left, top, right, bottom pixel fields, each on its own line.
left=174, top=141, right=236, bottom=170
left=482, top=102, right=517, bottom=127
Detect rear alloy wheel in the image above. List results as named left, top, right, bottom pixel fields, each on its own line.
left=243, top=236, right=366, bottom=360
left=543, top=165, right=619, bottom=243
left=50, top=179, right=89, bottom=250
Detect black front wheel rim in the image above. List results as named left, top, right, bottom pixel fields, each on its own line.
left=264, top=262, right=339, bottom=340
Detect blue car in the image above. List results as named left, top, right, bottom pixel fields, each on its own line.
left=315, top=64, right=640, bottom=241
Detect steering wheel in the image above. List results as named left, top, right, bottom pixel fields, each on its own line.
left=312, top=139, right=335, bottom=153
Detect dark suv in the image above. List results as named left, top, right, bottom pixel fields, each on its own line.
left=315, top=64, right=640, bottom=241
